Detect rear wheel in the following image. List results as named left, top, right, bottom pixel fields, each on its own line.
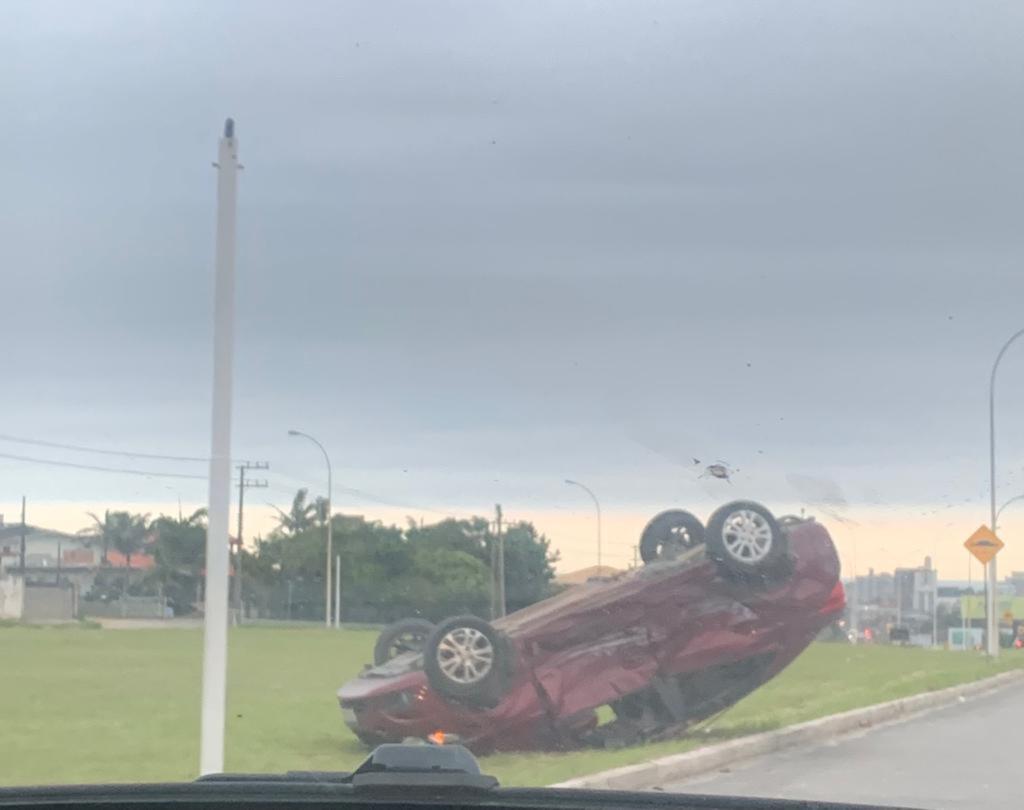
left=373, top=618, right=434, bottom=665
left=705, top=500, right=787, bottom=577
left=424, top=615, right=507, bottom=702
left=639, top=510, right=705, bottom=564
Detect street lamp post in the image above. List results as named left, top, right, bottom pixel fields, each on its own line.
left=564, top=479, right=602, bottom=569
left=289, top=430, right=333, bottom=628
left=987, top=327, right=1024, bottom=657
left=996, top=494, right=1024, bottom=529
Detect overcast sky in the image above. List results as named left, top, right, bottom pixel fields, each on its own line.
left=3, top=1, right=1024, bottom=570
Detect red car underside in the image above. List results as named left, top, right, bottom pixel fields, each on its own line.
left=338, top=518, right=843, bottom=752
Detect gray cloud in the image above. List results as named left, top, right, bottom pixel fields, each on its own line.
left=3, top=0, right=1024, bottom=517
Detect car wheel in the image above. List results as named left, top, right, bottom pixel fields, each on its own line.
left=373, top=617, right=435, bottom=665
left=639, top=510, right=705, bottom=564
left=705, top=500, right=787, bottom=576
left=424, top=615, right=506, bottom=702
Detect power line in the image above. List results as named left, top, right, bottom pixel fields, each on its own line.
left=269, top=471, right=469, bottom=517
left=0, top=433, right=209, bottom=463
left=0, top=450, right=207, bottom=480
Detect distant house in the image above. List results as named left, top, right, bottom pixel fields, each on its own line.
left=104, top=550, right=156, bottom=570
left=0, top=523, right=92, bottom=574
left=0, top=521, right=87, bottom=621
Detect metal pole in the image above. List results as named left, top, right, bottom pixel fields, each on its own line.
left=896, top=579, right=902, bottom=631
left=200, top=117, right=239, bottom=776
left=288, top=431, right=333, bottom=628
left=988, top=327, right=1024, bottom=657
left=565, top=479, right=602, bottom=569
left=234, top=465, right=245, bottom=627
left=965, top=552, right=971, bottom=650
left=849, top=575, right=858, bottom=645
left=495, top=504, right=506, bottom=618
left=19, top=496, right=26, bottom=573
left=335, top=554, right=341, bottom=628
left=849, top=535, right=859, bottom=644
left=995, top=493, right=1024, bottom=529
left=489, top=519, right=498, bottom=619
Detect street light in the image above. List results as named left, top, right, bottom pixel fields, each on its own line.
left=288, top=430, right=333, bottom=628
left=987, top=327, right=1024, bottom=657
left=564, top=479, right=602, bottom=569
left=996, top=493, right=1024, bottom=529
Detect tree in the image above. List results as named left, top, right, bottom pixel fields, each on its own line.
left=497, top=522, right=560, bottom=613
left=249, top=490, right=561, bottom=622
left=112, top=512, right=150, bottom=572
left=80, top=510, right=151, bottom=598
left=150, top=509, right=207, bottom=615
left=272, top=489, right=318, bottom=537
left=80, top=509, right=117, bottom=565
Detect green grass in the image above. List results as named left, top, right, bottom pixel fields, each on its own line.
left=0, top=625, right=1019, bottom=787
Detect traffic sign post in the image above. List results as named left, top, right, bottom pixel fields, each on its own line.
left=965, top=526, right=1004, bottom=654
left=965, top=525, right=1004, bottom=565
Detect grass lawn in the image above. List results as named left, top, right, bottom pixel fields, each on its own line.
left=0, top=624, right=1020, bottom=787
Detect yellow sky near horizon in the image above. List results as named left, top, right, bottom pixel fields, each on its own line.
left=5, top=499, right=1022, bottom=582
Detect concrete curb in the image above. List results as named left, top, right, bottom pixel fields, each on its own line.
left=551, top=668, right=1024, bottom=790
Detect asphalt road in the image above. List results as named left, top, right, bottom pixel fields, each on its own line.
left=660, top=684, right=1024, bottom=810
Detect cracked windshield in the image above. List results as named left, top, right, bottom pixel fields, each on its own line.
left=3, top=2, right=1024, bottom=808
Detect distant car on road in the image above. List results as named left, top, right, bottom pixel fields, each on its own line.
left=338, top=500, right=844, bottom=752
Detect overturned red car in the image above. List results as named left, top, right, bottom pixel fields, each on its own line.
left=337, top=500, right=844, bottom=752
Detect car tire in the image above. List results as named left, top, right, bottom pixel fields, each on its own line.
left=639, top=510, right=705, bottom=564
left=705, top=500, right=787, bottom=577
left=373, top=618, right=435, bottom=665
left=423, top=615, right=506, bottom=703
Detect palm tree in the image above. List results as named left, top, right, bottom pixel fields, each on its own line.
left=112, top=512, right=150, bottom=573
left=150, top=509, right=207, bottom=612
left=80, top=510, right=150, bottom=595
left=81, top=510, right=117, bottom=565
left=273, top=489, right=317, bottom=536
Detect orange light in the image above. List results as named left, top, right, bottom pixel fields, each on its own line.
left=427, top=730, right=446, bottom=745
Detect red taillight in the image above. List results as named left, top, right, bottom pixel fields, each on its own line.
left=819, top=581, right=846, bottom=615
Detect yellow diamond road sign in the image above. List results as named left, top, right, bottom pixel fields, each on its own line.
left=965, top=525, right=1004, bottom=565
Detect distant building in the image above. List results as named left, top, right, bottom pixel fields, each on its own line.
left=846, top=568, right=895, bottom=607
left=894, top=556, right=937, bottom=622
left=1007, top=571, right=1024, bottom=597
left=0, top=522, right=91, bottom=574
left=0, top=520, right=154, bottom=595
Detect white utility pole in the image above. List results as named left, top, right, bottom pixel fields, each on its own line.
left=200, top=118, right=240, bottom=776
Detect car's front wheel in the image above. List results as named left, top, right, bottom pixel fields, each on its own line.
left=705, top=500, right=787, bottom=577
left=639, top=509, right=705, bottom=564
left=423, top=615, right=507, bottom=703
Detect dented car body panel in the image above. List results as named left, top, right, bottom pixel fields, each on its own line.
left=338, top=516, right=843, bottom=752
